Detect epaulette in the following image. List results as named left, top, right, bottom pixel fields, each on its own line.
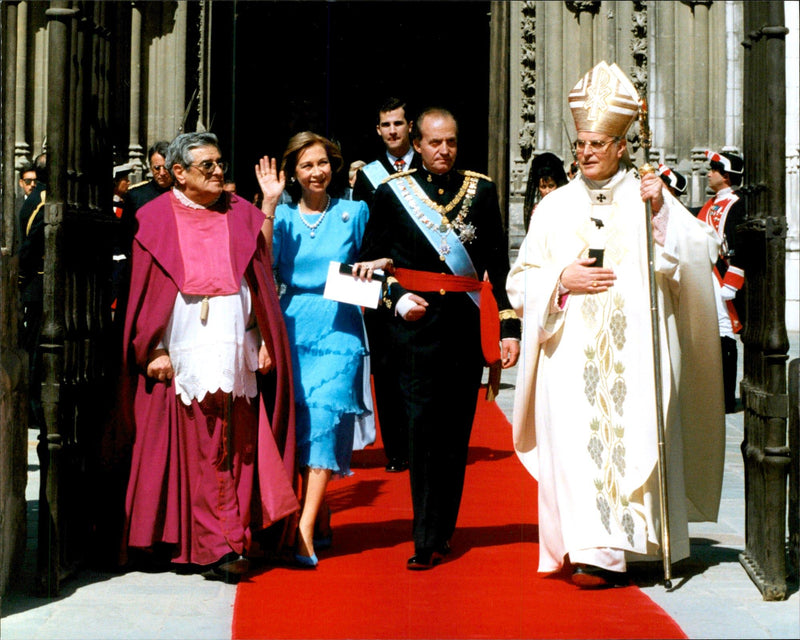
left=26, top=190, right=47, bottom=236
left=460, top=169, right=493, bottom=182
left=129, top=179, right=150, bottom=190
left=381, top=168, right=417, bottom=184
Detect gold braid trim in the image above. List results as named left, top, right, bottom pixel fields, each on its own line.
left=499, top=309, right=519, bottom=321
left=460, top=169, right=493, bottom=182
left=382, top=168, right=417, bottom=184
left=382, top=276, right=400, bottom=309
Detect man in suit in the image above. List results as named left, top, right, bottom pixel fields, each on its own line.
left=352, top=98, right=422, bottom=473
left=16, top=162, right=38, bottom=211
left=352, top=97, right=420, bottom=207
left=356, top=107, right=520, bottom=569
left=17, top=153, right=48, bottom=430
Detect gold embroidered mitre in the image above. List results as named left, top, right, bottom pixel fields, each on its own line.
left=568, top=61, right=640, bottom=137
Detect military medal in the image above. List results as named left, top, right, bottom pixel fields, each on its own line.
left=400, top=173, right=479, bottom=260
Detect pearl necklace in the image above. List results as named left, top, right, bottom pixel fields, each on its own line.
left=297, top=194, right=331, bottom=238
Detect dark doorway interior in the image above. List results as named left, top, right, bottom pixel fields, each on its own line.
left=209, top=1, right=491, bottom=201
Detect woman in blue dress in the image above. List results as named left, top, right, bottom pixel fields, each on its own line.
left=255, top=132, right=377, bottom=567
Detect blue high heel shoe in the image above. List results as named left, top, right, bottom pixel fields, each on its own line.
left=294, top=552, right=319, bottom=568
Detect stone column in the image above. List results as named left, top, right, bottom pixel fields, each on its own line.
left=538, top=0, right=565, bottom=152
left=172, top=2, right=187, bottom=135
left=689, top=1, right=712, bottom=146
left=14, top=0, right=29, bottom=167
left=565, top=1, right=599, bottom=75
left=650, top=0, right=677, bottom=154
left=145, top=1, right=186, bottom=141
left=127, top=2, right=143, bottom=170
left=488, top=1, right=510, bottom=222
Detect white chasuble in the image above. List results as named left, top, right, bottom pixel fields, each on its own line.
left=507, top=170, right=725, bottom=573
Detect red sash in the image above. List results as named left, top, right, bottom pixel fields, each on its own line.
left=394, top=267, right=501, bottom=366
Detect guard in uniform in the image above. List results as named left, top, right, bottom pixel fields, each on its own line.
left=697, top=149, right=746, bottom=413
left=356, top=107, right=520, bottom=569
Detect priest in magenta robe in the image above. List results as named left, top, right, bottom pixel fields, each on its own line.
left=121, top=132, right=298, bottom=581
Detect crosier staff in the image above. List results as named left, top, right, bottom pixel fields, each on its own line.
left=638, top=98, right=673, bottom=590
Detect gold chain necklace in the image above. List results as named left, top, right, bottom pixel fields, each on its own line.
left=398, top=175, right=479, bottom=260
left=406, top=173, right=471, bottom=215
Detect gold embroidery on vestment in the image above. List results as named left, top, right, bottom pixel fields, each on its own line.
left=582, top=290, right=635, bottom=545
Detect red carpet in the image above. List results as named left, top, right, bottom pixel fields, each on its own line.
left=233, top=388, right=686, bottom=639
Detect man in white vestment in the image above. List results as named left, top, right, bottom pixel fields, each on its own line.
left=506, top=61, right=726, bottom=588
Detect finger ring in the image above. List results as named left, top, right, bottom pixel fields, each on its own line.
left=592, top=281, right=598, bottom=287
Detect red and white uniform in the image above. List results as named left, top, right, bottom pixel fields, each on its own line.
left=698, top=187, right=745, bottom=334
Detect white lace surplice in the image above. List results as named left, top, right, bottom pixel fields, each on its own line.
left=164, top=278, right=261, bottom=405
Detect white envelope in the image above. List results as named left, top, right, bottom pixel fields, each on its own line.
left=323, top=261, right=384, bottom=309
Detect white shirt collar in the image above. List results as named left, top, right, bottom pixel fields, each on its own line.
left=714, top=186, right=734, bottom=200
left=386, top=148, right=414, bottom=170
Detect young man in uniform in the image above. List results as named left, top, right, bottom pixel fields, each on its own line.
left=697, top=149, right=746, bottom=413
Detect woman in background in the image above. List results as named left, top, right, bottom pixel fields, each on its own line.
left=523, top=152, right=569, bottom=231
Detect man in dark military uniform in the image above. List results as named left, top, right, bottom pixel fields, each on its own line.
left=352, top=98, right=423, bottom=473
left=123, top=140, right=173, bottom=222
left=17, top=153, right=47, bottom=430
left=356, top=107, right=520, bottom=569
left=115, top=141, right=173, bottom=323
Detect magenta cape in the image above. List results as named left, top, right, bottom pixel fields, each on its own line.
left=120, top=192, right=298, bottom=560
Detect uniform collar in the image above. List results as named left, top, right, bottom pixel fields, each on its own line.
left=714, top=186, right=734, bottom=201
left=418, top=165, right=458, bottom=188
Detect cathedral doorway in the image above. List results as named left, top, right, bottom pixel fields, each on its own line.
left=208, top=1, right=492, bottom=200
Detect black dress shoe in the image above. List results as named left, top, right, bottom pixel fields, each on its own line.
left=385, top=458, right=409, bottom=472
left=202, top=552, right=250, bottom=583
left=571, top=564, right=628, bottom=589
left=407, top=550, right=445, bottom=571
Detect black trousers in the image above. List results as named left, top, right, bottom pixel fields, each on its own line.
left=721, top=335, right=738, bottom=413
left=395, top=337, right=483, bottom=554
left=364, top=308, right=408, bottom=463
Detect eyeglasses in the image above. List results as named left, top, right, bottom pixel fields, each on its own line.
left=574, top=139, right=618, bottom=154
left=21, top=178, right=37, bottom=185
left=151, top=164, right=168, bottom=173
left=189, top=160, right=227, bottom=175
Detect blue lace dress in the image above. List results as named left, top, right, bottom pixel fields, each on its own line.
left=273, top=197, right=371, bottom=474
